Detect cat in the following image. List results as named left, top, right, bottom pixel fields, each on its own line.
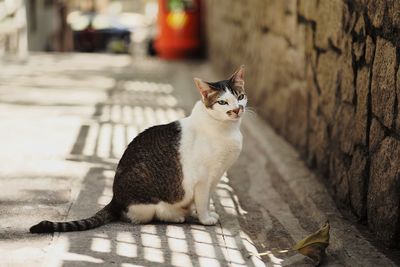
left=30, top=66, right=247, bottom=233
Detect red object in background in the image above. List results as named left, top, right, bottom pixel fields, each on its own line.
left=155, top=0, right=203, bottom=59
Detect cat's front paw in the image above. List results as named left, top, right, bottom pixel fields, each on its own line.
left=199, top=214, right=219, bottom=226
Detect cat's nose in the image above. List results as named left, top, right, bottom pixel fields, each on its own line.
left=232, top=108, right=240, bottom=114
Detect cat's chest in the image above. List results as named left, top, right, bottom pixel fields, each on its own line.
left=191, top=131, right=242, bottom=165
left=208, top=134, right=242, bottom=156
left=179, top=118, right=243, bottom=171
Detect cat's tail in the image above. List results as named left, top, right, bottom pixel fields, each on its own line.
left=29, top=201, right=119, bottom=233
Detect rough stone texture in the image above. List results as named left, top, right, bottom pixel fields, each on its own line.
left=354, top=67, right=370, bottom=145
left=367, top=0, right=386, bottom=28
left=329, top=149, right=350, bottom=205
left=369, top=117, right=386, bottom=152
left=396, top=67, right=400, bottom=132
left=315, top=0, right=344, bottom=50
left=284, top=82, right=308, bottom=151
left=298, top=0, right=317, bottom=21
left=365, top=36, right=375, bottom=66
left=332, top=104, right=355, bottom=154
left=368, top=137, right=400, bottom=243
left=371, top=37, right=397, bottom=128
left=317, top=50, right=340, bottom=121
left=341, top=39, right=355, bottom=103
left=348, top=148, right=368, bottom=218
left=388, top=0, right=400, bottom=28
left=206, top=0, right=400, bottom=246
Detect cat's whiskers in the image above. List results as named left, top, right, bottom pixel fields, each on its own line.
left=243, top=106, right=258, bottom=118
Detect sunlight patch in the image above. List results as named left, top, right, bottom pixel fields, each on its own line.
left=90, top=237, right=111, bottom=253
left=63, top=252, right=104, bottom=263
left=195, top=242, right=216, bottom=258
left=141, top=232, right=161, bottom=248
left=117, top=242, right=138, bottom=258
left=199, top=257, right=220, bottom=267
left=166, top=225, right=185, bottom=239
left=171, top=252, right=193, bottom=267
left=144, top=247, right=164, bottom=263
left=168, top=237, right=188, bottom=253
left=191, top=229, right=212, bottom=244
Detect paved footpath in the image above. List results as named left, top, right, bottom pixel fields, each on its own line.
left=0, top=54, right=397, bottom=267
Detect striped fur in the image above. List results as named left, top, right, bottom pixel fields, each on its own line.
left=29, top=202, right=117, bottom=233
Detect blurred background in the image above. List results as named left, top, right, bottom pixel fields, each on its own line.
left=0, top=0, right=205, bottom=58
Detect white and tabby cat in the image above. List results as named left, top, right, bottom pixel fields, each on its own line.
left=30, top=66, right=247, bottom=233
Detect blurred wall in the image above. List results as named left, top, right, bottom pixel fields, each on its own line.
left=205, top=0, right=400, bottom=247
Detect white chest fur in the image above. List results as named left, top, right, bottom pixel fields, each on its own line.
left=179, top=102, right=243, bottom=197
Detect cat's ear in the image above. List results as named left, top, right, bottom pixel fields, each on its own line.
left=229, top=65, right=245, bottom=87
left=194, top=78, right=212, bottom=99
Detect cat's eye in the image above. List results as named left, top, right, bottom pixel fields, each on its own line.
left=217, top=100, right=228, bottom=105
left=238, top=94, right=245, bottom=100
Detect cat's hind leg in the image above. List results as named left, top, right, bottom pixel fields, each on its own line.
left=155, top=203, right=187, bottom=223
left=125, top=204, right=156, bottom=224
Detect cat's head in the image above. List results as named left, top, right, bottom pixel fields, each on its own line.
left=194, top=65, right=247, bottom=121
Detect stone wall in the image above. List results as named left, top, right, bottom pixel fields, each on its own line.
left=205, top=0, right=400, bottom=246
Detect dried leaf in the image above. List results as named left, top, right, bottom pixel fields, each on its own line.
left=293, top=221, right=330, bottom=266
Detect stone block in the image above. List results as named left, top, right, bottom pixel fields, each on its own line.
left=304, top=24, right=315, bottom=60
left=308, top=114, right=329, bottom=171
left=353, top=67, right=370, bottom=145
left=284, top=82, right=308, bottom=151
left=332, top=104, right=355, bottom=154
left=261, top=0, right=288, bottom=30
left=369, top=117, right=386, bottom=152
left=353, top=41, right=365, bottom=62
left=315, top=0, right=344, bottom=49
left=371, top=37, right=396, bottom=128
left=348, top=148, right=368, bottom=218
left=317, top=50, right=339, bottom=121
left=308, top=78, right=319, bottom=122
left=396, top=68, right=400, bottom=133
left=365, top=36, right=375, bottom=66
left=387, top=0, right=400, bottom=28
left=353, top=0, right=368, bottom=5
left=340, top=38, right=355, bottom=103
left=262, top=90, right=289, bottom=133
left=368, top=137, right=400, bottom=245
left=352, top=16, right=366, bottom=62
left=354, top=15, right=366, bottom=36
left=329, top=149, right=350, bottom=204
left=298, top=0, right=318, bottom=21
left=283, top=47, right=306, bottom=81
left=367, top=0, right=386, bottom=28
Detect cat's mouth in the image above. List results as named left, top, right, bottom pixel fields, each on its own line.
left=227, top=108, right=244, bottom=120
left=228, top=113, right=242, bottom=120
